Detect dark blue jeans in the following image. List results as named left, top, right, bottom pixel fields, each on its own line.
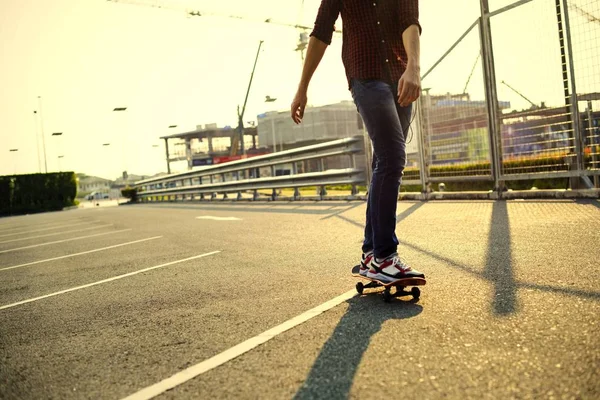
left=351, top=79, right=412, bottom=260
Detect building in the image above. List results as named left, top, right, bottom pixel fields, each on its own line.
left=77, top=175, right=112, bottom=194
left=159, top=124, right=261, bottom=173
left=257, top=101, right=367, bottom=173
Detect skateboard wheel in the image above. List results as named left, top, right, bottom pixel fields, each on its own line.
left=355, top=282, right=364, bottom=295
left=411, top=287, right=421, bottom=299
left=383, top=287, right=392, bottom=303
left=383, top=291, right=392, bottom=303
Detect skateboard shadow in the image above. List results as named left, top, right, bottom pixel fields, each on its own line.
left=293, top=296, right=422, bottom=400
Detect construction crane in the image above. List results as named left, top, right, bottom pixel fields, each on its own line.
left=106, top=0, right=342, bottom=155
left=501, top=80, right=539, bottom=110
left=106, top=0, right=341, bottom=60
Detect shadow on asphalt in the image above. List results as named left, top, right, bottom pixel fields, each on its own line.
left=333, top=201, right=425, bottom=232
left=483, top=200, right=517, bottom=315
left=334, top=200, right=600, bottom=311
left=294, top=296, right=423, bottom=400
left=136, top=201, right=366, bottom=216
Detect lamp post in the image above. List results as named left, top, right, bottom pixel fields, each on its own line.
left=33, top=111, right=41, bottom=172
left=57, top=155, right=64, bottom=172
left=265, top=95, right=278, bottom=153
left=164, top=125, right=177, bottom=174
left=113, top=107, right=127, bottom=178
left=9, top=149, right=18, bottom=175
left=38, top=96, right=48, bottom=173
left=52, top=132, right=63, bottom=172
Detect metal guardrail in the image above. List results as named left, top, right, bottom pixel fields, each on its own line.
left=134, top=136, right=366, bottom=201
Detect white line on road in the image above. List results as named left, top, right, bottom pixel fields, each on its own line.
left=0, top=236, right=163, bottom=272
left=0, top=251, right=221, bottom=311
left=0, top=224, right=114, bottom=244
left=196, top=216, right=242, bottom=221
left=0, top=221, right=92, bottom=237
left=0, top=229, right=133, bottom=254
left=121, top=289, right=357, bottom=400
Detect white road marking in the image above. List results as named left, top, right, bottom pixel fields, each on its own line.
left=0, top=229, right=132, bottom=254
left=0, top=251, right=221, bottom=311
left=121, top=290, right=357, bottom=400
left=0, top=224, right=114, bottom=244
left=0, top=236, right=163, bottom=272
left=0, top=221, right=91, bottom=237
left=196, top=216, right=242, bottom=221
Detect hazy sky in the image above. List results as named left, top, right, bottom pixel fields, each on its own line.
left=1, top=0, right=597, bottom=179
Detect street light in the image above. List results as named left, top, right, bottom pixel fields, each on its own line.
left=38, top=96, right=48, bottom=173
left=57, top=155, right=64, bottom=172
left=52, top=132, right=64, bottom=172
left=33, top=111, right=41, bottom=172
left=9, top=149, right=18, bottom=174
left=113, top=107, right=128, bottom=177
left=265, top=95, right=279, bottom=153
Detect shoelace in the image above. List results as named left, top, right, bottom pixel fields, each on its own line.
left=390, top=255, right=411, bottom=272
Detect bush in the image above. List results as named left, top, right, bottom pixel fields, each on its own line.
left=0, top=172, right=77, bottom=216
left=121, top=186, right=139, bottom=202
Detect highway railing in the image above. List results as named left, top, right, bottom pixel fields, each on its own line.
left=134, top=136, right=366, bottom=201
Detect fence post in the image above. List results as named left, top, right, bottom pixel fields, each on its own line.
left=559, top=0, right=583, bottom=174
left=416, top=93, right=431, bottom=195
left=479, top=1, right=504, bottom=194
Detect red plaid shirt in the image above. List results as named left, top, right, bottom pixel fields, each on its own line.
left=310, top=0, right=421, bottom=89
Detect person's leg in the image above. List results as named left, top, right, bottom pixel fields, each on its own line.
left=352, top=79, right=406, bottom=259
left=352, top=79, right=424, bottom=282
left=361, top=152, right=377, bottom=254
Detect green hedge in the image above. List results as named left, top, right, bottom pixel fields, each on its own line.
left=0, top=172, right=77, bottom=216
left=400, top=153, right=587, bottom=191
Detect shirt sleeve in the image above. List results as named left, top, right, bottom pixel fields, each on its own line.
left=309, top=0, right=341, bottom=45
left=399, top=0, right=422, bottom=35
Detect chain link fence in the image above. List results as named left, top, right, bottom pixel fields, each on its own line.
left=414, top=0, right=600, bottom=191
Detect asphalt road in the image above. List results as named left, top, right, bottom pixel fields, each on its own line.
left=1, top=199, right=599, bottom=399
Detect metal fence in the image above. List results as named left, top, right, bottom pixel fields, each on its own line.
left=134, top=136, right=365, bottom=201
left=134, top=0, right=598, bottom=201
left=415, top=0, right=600, bottom=191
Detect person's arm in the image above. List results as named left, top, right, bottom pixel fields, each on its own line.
left=291, top=0, right=340, bottom=124
left=397, top=0, right=422, bottom=107
left=291, top=37, right=329, bottom=124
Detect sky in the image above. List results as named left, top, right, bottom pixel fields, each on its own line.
left=0, top=0, right=597, bottom=179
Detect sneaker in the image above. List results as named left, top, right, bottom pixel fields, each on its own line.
left=359, top=251, right=374, bottom=276
left=367, top=254, right=425, bottom=283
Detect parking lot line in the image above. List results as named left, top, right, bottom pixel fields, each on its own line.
left=0, top=251, right=221, bottom=311
left=0, top=229, right=133, bottom=254
left=0, top=236, right=163, bottom=272
left=0, top=221, right=92, bottom=237
left=0, top=224, right=114, bottom=244
left=121, top=289, right=356, bottom=400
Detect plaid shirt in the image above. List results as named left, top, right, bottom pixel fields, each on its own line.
left=310, top=0, right=421, bottom=88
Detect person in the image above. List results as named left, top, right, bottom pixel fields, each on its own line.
left=291, top=0, right=425, bottom=283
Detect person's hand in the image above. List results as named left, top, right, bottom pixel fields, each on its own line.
left=397, top=64, right=421, bottom=107
left=291, top=90, right=308, bottom=124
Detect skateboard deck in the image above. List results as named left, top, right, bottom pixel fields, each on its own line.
left=351, top=264, right=426, bottom=302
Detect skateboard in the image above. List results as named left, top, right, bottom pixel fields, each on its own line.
left=351, top=265, right=426, bottom=303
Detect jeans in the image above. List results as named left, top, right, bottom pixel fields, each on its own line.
left=351, top=79, right=413, bottom=260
